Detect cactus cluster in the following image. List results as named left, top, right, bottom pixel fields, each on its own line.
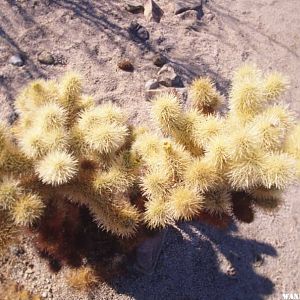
left=136, top=65, right=300, bottom=228
left=0, top=66, right=299, bottom=271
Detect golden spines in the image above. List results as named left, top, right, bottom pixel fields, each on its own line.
left=189, top=77, right=223, bottom=114
left=263, top=72, right=288, bottom=101
left=132, top=132, right=163, bottom=162
left=77, top=104, right=128, bottom=154
left=69, top=126, right=88, bottom=156
left=184, top=158, right=220, bottom=192
left=10, top=192, right=45, bottom=226
left=205, top=135, right=229, bottom=170
left=264, top=105, right=295, bottom=129
left=250, top=113, right=285, bottom=151
left=0, top=148, right=33, bottom=175
left=91, top=196, right=140, bottom=237
left=18, top=127, right=69, bottom=159
left=78, top=95, right=95, bottom=111
left=92, top=163, right=134, bottom=195
left=0, top=177, right=23, bottom=210
left=0, top=210, right=19, bottom=256
left=226, top=149, right=264, bottom=190
left=18, top=127, right=45, bottom=158
left=284, top=124, right=300, bottom=176
left=0, top=121, right=9, bottom=152
left=162, top=141, right=191, bottom=180
left=93, top=102, right=127, bottom=125
left=143, top=197, right=170, bottom=229
left=59, top=72, right=82, bottom=109
left=78, top=103, right=127, bottom=132
left=84, top=123, right=128, bottom=154
left=249, top=105, right=295, bottom=151
left=141, top=168, right=171, bottom=199
left=35, top=150, right=78, bottom=185
left=34, top=103, right=67, bottom=131
left=191, top=114, right=224, bottom=149
left=225, top=128, right=264, bottom=190
left=260, top=153, right=296, bottom=189
left=229, top=65, right=264, bottom=119
left=284, top=123, right=300, bottom=159
left=229, top=80, right=264, bottom=117
left=232, top=64, right=262, bottom=84
left=203, top=190, right=232, bottom=216
left=14, top=79, right=59, bottom=115
left=176, top=109, right=205, bottom=156
left=168, top=186, right=204, bottom=221
left=151, top=93, right=184, bottom=135
left=226, top=127, right=259, bottom=161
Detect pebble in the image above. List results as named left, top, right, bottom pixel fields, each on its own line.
left=117, top=59, right=134, bottom=72
left=157, top=64, right=184, bottom=87
left=174, top=0, right=203, bottom=15
left=42, top=291, right=48, bottom=298
left=226, top=265, right=237, bottom=277
left=9, top=54, right=24, bottom=66
left=37, top=51, right=55, bottom=65
left=125, top=3, right=144, bottom=14
left=128, top=21, right=150, bottom=42
left=153, top=53, right=167, bottom=67
left=178, top=10, right=200, bottom=21
left=144, top=0, right=164, bottom=23
left=253, top=253, right=264, bottom=267
left=145, top=79, right=159, bottom=90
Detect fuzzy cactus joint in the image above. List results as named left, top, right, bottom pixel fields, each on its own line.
left=0, top=65, right=299, bottom=281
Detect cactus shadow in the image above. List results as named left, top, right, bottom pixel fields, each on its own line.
left=110, top=221, right=277, bottom=300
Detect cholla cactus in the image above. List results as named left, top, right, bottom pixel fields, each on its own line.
left=134, top=64, right=299, bottom=230
left=0, top=66, right=299, bottom=277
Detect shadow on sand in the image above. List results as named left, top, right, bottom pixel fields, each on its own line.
left=110, top=221, right=276, bottom=300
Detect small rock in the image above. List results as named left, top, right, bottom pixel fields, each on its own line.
left=128, top=21, right=150, bottom=42
left=178, top=9, right=200, bottom=21
left=226, top=265, right=237, bottom=277
left=42, top=291, right=48, bottom=298
left=253, top=253, right=264, bottom=267
left=145, top=79, right=159, bottom=90
left=118, top=59, right=134, bottom=72
left=174, top=0, right=203, bottom=15
left=153, top=53, right=167, bottom=67
left=9, top=54, right=24, bottom=66
left=125, top=3, right=144, bottom=14
left=144, top=0, right=164, bottom=23
left=37, top=51, right=55, bottom=65
left=157, top=64, right=184, bottom=87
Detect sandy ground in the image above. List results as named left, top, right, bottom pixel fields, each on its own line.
left=0, top=0, right=300, bottom=299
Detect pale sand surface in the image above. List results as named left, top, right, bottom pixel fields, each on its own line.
left=0, top=1, right=299, bottom=299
